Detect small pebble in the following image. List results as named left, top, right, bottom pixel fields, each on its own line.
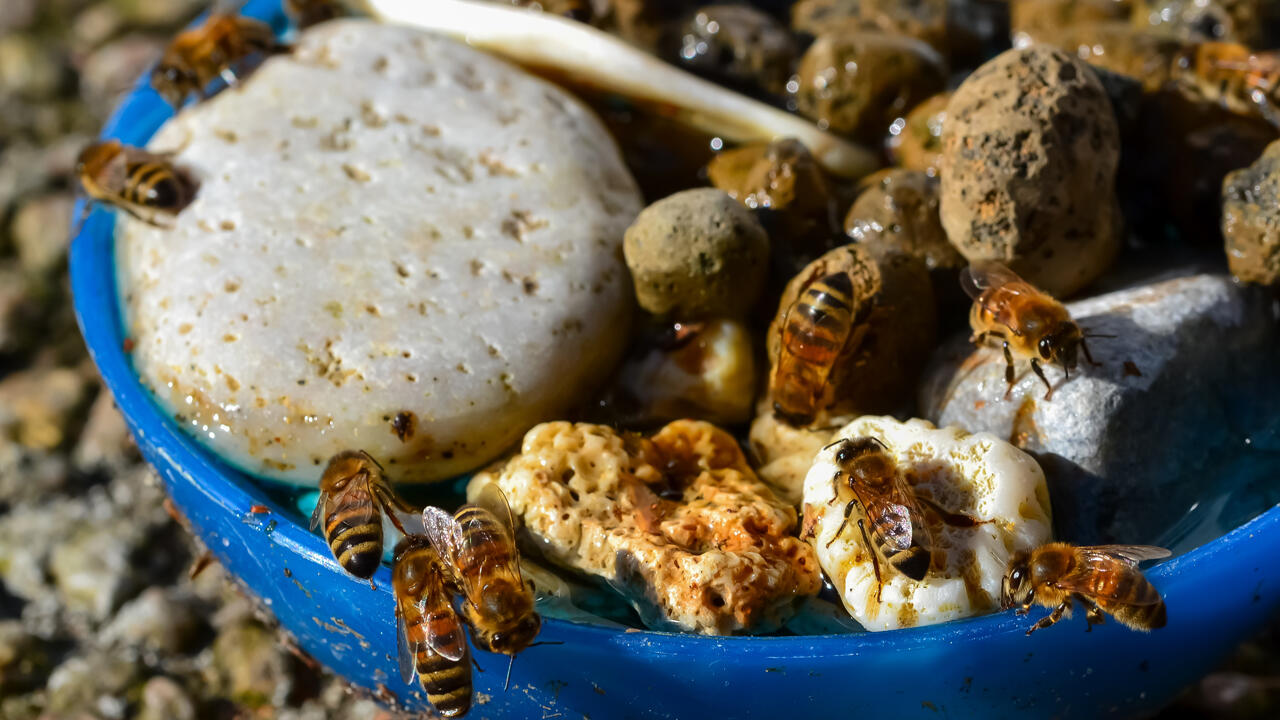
left=1222, top=138, right=1280, bottom=286
left=623, top=188, right=769, bottom=318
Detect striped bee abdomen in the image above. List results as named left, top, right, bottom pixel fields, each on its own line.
left=772, top=272, right=856, bottom=423
left=418, top=649, right=473, bottom=718
left=326, top=492, right=383, bottom=579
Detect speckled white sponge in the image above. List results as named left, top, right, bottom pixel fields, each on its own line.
left=116, top=20, right=641, bottom=484
left=802, top=416, right=1052, bottom=631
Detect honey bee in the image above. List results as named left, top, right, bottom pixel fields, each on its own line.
left=961, top=261, right=1099, bottom=400
left=285, top=0, right=346, bottom=29
left=310, top=450, right=411, bottom=580
left=1001, top=543, right=1170, bottom=635
left=75, top=140, right=197, bottom=227
left=392, top=536, right=472, bottom=718
left=151, top=9, right=284, bottom=109
left=1172, top=41, right=1280, bottom=128
left=824, top=437, right=932, bottom=599
left=421, top=484, right=541, bottom=659
left=771, top=271, right=869, bottom=426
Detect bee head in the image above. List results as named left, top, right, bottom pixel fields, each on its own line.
left=151, top=61, right=191, bottom=108
left=831, top=437, right=894, bottom=486
left=481, top=612, right=542, bottom=655
left=1039, top=322, right=1083, bottom=371
left=1001, top=551, right=1033, bottom=609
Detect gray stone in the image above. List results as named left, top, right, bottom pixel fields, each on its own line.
left=623, top=188, right=769, bottom=319
left=0, top=497, right=88, bottom=602
left=72, top=388, right=136, bottom=473
left=10, top=193, right=74, bottom=277
left=0, top=34, right=65, bottom=98
left=212, top=621, right=295, bottom=708
left=44, top=650, right=138, bottom=718
left=101, top=588, right=201, bottom=654
left=0, top=620, right=50, bottom=694
left=49, top=516, right=143, bottom=621
left=0, top=365, right=92, bottom=451
left=77, top=34, right=167, bottom=120
left=136, top=676, right=196, bottom=720
left=921, top=274, right=1280, bottom=544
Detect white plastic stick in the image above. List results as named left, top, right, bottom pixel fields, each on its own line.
left=352, top=0, right=880, bottom=179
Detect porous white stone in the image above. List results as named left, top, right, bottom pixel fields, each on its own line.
left=117, top=20, right=642, bottom=484
left=803, top=416, right=1052, bottom=631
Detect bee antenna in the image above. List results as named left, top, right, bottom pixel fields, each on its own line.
left=869, top=437, right=888, bottom=451
left=821, top=439, right=844, bottom=451
left=504, top=654, right=516, bottom=691
left=359, top=450, right=385, bottom=473
left=525, top=640, right=565, bottom=648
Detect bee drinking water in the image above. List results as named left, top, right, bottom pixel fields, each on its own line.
left=75, top=140, right=197, bottom=227
left=824, top=437, right=933, bottom=601
left=1002, top=543, right=1170, bottom=635
left=311, top=449, right=412, bottom=580
left=392, top=536, right=473, bottom=718
left=151, top=7, right=285, bottom=109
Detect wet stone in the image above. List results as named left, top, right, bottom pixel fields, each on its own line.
left=1222, top=138, right=1280, bottom=286
left=1009, top=0, right=1131, bottom=48
left=705, top=138, right=836, bottom=278
left=793, top=31, right=947, bottom=144
left=845, top=169, right=962, bottom=272
left=921, top=274, right=1280, bottom=544
left=939, top=46, right=1122, bottom=298
left=791, top=0, right=949, bottom=55
left=665, top=5, right=797, bottom=97
left=117, top=20, right=641, bottom=485
left=887, top=92, right=948, bottom=174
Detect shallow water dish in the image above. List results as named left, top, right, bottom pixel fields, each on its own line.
left=71, top=2, right=1280, bottom=717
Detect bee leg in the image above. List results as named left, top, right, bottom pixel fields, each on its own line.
left=1079, top=595, right=1105, bottom=631
left=825, top=500, right=856, bottom=548
left=1031, top=359, right=1054, bottom=400
left=858, top=518, right=883, bottom=603
left=1026, top=600, right=1070, bottom=636
left=828, top=471, right=842, bottom=506
left=1081, top=337, right=1101, bottom=367
left=368, top=578, right=377, bottom=591
left=1002, top=342, right=1016, bottom=400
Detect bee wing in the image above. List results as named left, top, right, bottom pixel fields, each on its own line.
left=424, top=607, right=467, bottom=663
left=1082, top=545, right=1172, bottom=567
left=308, top=490, right=328, bottom=532
left=1050, top=548, right=1168, bottom=606
left=421, top=505, right=465, bottom=569
left=874, top=502, right=915, bottom=552
left=395, top=602, right=419, bottom=685
left=472, top=483, right=519, bottom=549
left=959, top=260, right=1026, bottom=300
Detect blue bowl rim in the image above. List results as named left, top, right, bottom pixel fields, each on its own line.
left=67, top=0, right=1280, bottom=656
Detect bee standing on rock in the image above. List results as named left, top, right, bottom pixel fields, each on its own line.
left=311, top=449, right=412, bottom=580
left=422, top=484, right=541, bottom=664
left=151, top=7, right=287, bottom=109
left=75, top=140, right=198, bottom=227
left=1002, top=543, right=1170, bottom=635
left=824, top=437, right=932, bottom=600
left=962, top=261, right=1099, bottom=400
left=771, top=271, right=870, bottom=426
left=392, top=536, right=473, bottom=718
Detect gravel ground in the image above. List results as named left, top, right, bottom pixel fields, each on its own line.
left=0, top=1, right=1276, bottom=718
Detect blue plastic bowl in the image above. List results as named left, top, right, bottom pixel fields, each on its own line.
left=71, top=3, right=1280, bottom=717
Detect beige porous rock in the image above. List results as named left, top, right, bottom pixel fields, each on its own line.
left=117, top=20, right=642, bottom=484
left=803, top=416, right=1052, bottom=631
left=469, top=420, right=822, bottom=634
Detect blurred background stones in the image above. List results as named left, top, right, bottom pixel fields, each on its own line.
left=0, top=1, right=1275, bottom=718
